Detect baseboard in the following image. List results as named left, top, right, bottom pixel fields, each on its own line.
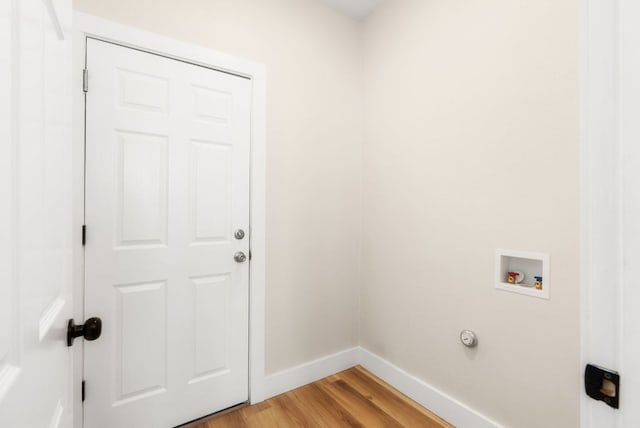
left=263, top=347, right=359, bottom=399
left=262, top=346, right=502, bottom=428
left=358, top=348, right=502, bottom=428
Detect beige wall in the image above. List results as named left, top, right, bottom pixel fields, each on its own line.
left=74, top=0, right=581, bottom=425
left=361, top=1, right=580, bottom=427
left=73, top=0, right=363, bottom=374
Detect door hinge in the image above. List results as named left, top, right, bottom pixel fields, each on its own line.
left=82, top=380, right=86, bottom=402
left=82, top=225, right=86, bottom=246
left=83, top=69, right=88, bottom=93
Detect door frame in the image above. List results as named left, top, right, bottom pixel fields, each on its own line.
left=580, top=0, right=623, bottom=426
left=72, top=12, right=267, bottom=428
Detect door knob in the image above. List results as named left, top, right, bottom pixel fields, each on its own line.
left=67, top=317, right=102, bottom=346
left=234, top=229, right=245, bottom=240
left=234, top=251, right=247, bottom=263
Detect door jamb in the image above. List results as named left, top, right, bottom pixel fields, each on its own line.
left=580, top=0, right=622, bottom=426
left=72, top=12, right=267, bottom=428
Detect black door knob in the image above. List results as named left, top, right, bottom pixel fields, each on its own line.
left=67, top=317, right=102, bottom=346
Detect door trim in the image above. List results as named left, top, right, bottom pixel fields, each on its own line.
left=72, top=12, right=266, bottom=428
left=580, top=0, right=621, bottom=426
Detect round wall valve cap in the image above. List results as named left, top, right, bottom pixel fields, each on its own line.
left=460, top=330, right=478, bottom=347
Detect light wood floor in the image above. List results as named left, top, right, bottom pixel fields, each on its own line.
left=193, top=366, right=454, bottom=428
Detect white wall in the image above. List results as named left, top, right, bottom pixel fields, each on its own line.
left=361, top=1, right=580, bottom=427
left=72, top=0, right=363, bottom=375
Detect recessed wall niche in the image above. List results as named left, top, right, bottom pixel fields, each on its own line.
left=495, top=249, right=550, bottom=299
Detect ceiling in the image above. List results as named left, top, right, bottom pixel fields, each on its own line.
left=316, top=0, right=386, bottom=20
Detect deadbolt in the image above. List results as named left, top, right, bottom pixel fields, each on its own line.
left=234, top=251, right=247, bottom=263
left=234, top=229, right=245, bottom=240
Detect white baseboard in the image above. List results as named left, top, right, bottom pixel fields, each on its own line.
left=262, top=346, right=502, bottom=428
left=263, top=347, right=359, bottom=399
left=358, top=348, right=502, bottom=428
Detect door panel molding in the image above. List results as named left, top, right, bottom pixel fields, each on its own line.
left=73, top=12, right=266, bottom=428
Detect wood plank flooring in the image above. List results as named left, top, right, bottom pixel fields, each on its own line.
left=193, top=366, right=453, bottom=428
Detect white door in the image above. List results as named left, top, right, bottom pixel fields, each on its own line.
left=83, top=38, right=251, bottom=427
left=0, top=0, right=74, bottom=427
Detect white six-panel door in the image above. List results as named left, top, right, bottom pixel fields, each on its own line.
left=0, top=0, right=74, bottom=427
left=84, top=38, right=251, bottom=427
